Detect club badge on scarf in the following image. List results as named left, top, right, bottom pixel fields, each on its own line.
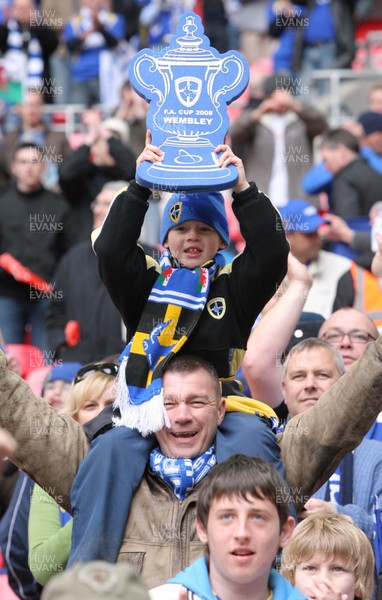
left=113, top=252, right=220, bottom=436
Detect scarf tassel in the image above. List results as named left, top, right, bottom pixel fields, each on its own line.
left=112, top=357, right=170, bottom=436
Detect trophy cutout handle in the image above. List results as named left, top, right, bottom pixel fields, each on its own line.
left=130, top=53, right=165, bottom=105
left=213, top=55, right=246, bottom=106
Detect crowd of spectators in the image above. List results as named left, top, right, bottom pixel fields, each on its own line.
left=1, top=0, right=382, bottom=599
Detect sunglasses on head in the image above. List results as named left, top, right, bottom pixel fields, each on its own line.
left=74, top=362, right=119, bottom=385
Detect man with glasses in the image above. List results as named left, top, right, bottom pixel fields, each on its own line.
left=318, top=307, right=379, bottom=371
left=243, top=273, right=379, bottom=425
left=318, top=307, right=381, bottom=442
left=244, top=295, right=382, bottom=442
left=320, top=328, right=376, bottom=346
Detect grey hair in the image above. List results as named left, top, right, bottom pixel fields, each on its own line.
left=282, top=337, right=345, bottom=381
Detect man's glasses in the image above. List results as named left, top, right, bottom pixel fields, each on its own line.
left=74, top=362, right=119, bottom=384
left=320, top=330, right=377, bottom=345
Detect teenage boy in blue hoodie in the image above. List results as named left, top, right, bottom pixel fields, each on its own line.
left=149, top=454, right=305, bottom=600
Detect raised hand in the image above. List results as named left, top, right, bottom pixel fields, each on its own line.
left=286, top=253, right=313, bottom=288
left=214, top=143, right=249, bottom=193
left=303, top=578, right=349, bottom=600
left=298, top=498, right=336, bottom=520
left=137, top=130, right=163, bottom=168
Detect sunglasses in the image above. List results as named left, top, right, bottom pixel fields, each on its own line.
left=74, top=362, right=119, bottom=385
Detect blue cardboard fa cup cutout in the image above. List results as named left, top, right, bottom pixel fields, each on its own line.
left=129, top=12, right=249, bottom=192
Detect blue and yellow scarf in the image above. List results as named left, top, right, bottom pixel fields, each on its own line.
left=150, top=445, right=216, bottom=501
left=113, top=250, right=224, bottom=436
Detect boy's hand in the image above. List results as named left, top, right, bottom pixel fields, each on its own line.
left=214, top=144, right=249, bottom=193
left=137, top=129, right=163, bottom=168
left=304, top=578, right=349, bottom=600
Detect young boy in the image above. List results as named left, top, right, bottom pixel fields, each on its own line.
left=149, top=453, right=302, bottom=600
left=281, top=513, right=375, bottom=600
left=93, top=132, right=288, bottom=426
left=68, top=134, right=289, bottom=564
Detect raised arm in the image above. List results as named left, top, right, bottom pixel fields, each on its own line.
left=0, top=351, right=88, bottom=511
left=242, top=254, right=312, bottom=408
left=215, top=144, right=289, bottom=336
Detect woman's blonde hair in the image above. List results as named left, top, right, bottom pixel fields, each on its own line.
left=63, top=371, right=115, bottom=420
left=281, top=513, right=375, bottom=600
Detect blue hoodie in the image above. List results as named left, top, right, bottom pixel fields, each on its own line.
left=168, top=557, right=306, bottom=600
